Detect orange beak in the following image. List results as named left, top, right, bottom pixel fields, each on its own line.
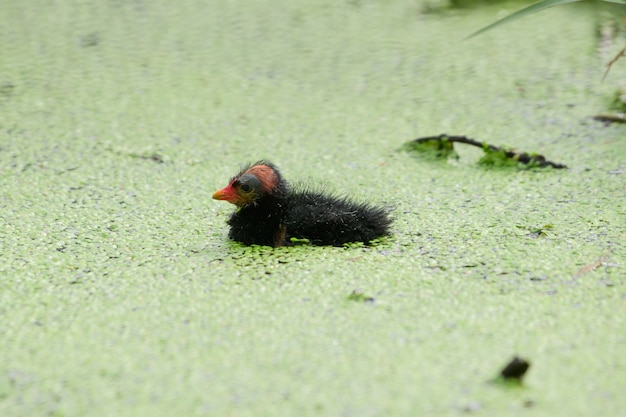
left=212, top=183, right=241, bottom=205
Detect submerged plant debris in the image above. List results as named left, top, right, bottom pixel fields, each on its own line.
left=404, top=134, right=568, bottom=169
left=401, top=135, right=458, bottom=160
left=346, top=289, right=376, bottom=303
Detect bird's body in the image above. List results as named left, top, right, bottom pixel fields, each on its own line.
left=213, top=161, right=392, bottom=247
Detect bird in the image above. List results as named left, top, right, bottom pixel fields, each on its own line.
left=212, top=160, right=392, bottom=247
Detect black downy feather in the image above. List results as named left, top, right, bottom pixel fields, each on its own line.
left=220, top=161, right=392, bottom=247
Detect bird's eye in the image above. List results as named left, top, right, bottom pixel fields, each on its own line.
left=237, top=173, right=261, bottom=196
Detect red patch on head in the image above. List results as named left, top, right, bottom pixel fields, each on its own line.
left=213, top=162, right=281, bottom=207
left=244, top=164, right=279, bottom=193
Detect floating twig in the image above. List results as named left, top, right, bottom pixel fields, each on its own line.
left=405, top=134, right=567, bottom=169
left=592, top=113, right=626, bottom=124
left=574, top=254, right=609, bottom=278
left=603, top=46, right=626, bottom=82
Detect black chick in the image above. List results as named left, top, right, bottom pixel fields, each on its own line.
left=212, top=161, right=392, bottom=247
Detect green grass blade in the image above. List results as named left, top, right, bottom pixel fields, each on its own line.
left=466, top=0, right=583, bottom=39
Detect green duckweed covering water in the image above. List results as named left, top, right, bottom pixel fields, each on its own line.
left=1, top=1, right=624, bottom=416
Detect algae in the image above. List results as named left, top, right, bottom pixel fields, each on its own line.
left=0, top=1, right=624, bottom=417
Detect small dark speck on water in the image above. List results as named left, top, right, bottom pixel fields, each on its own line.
left=500, top=356, right=530, bottom=380
left=80, top=32, right=100, bottom=47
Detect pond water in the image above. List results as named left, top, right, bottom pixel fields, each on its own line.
left=1, top=1, right=624, bottom=416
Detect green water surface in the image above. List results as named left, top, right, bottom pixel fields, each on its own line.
left=1, top=1, right=624, bottom=416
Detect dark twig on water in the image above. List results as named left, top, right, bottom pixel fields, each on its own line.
left=407, top=134, right=567, bottom=169
left=592, top=113, right=626, bottom=124
left=603, top=47, right=626, bottom=82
